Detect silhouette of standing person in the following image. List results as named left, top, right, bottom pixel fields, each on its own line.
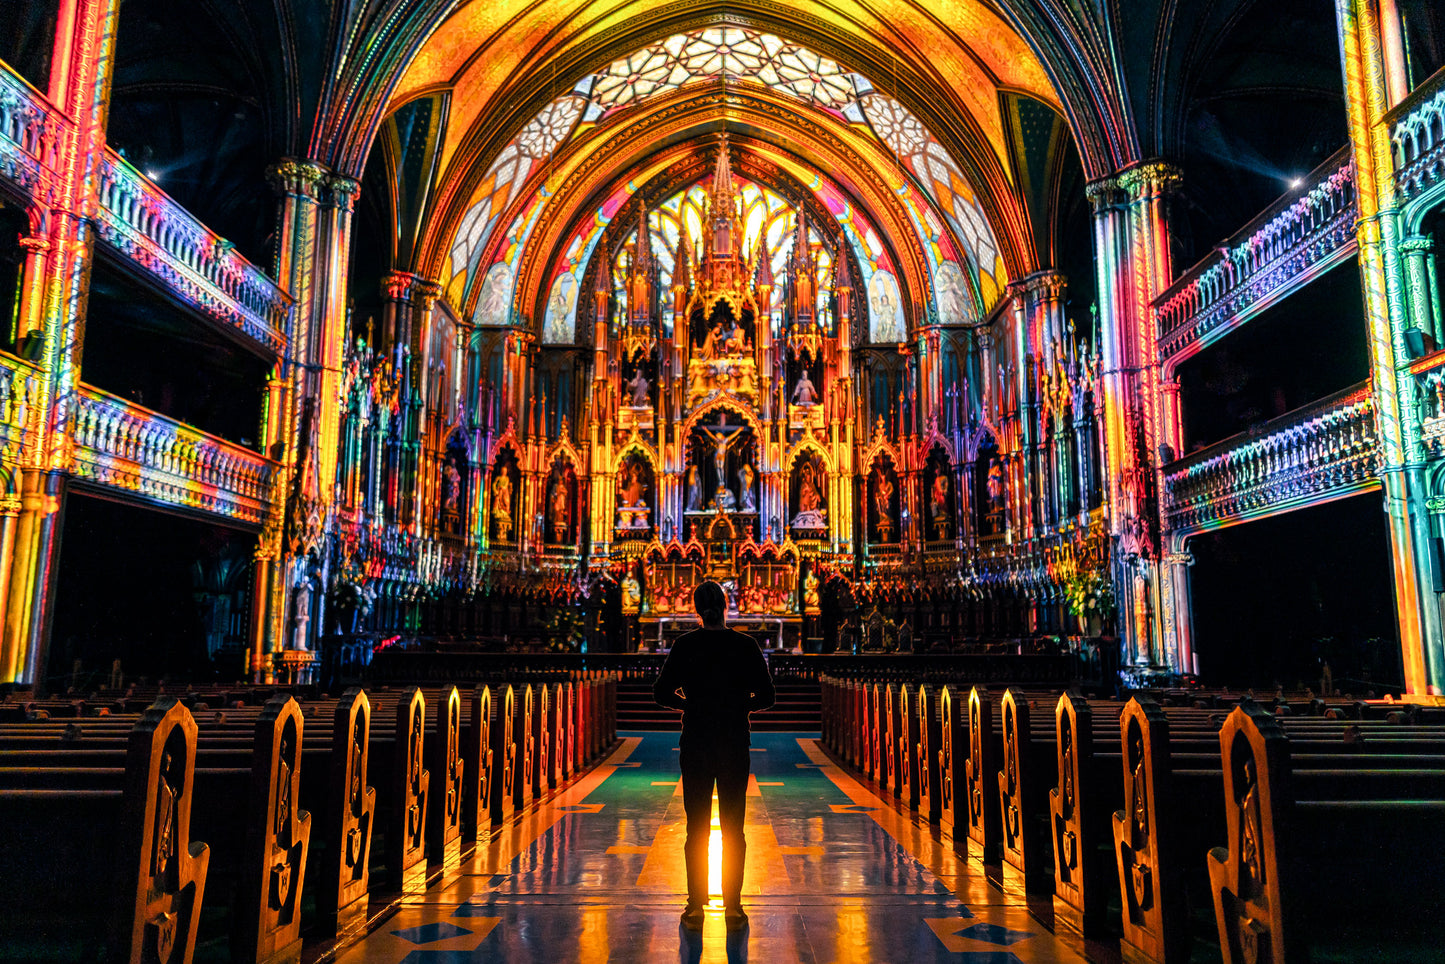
left=653, top=580, right=775, bottom=932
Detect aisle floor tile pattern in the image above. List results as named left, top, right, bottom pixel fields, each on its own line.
left=335, top=732, right=1091, bottom=964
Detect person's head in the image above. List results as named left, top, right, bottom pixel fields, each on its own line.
left=694, top=580, right=727, bottom=627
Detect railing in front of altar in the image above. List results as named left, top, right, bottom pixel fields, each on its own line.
left=1155, top=146, right=1356, bottom=364
left=367, top=650, right=669, bottom=682
left=365, top=649, right=1091, bottom=686
left=95, top=149, right=291, bottom=354
left=1161, top=380, right=1378, bottom=534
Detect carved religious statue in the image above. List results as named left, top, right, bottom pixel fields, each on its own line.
left=987, top=458, right=1005, bottom=513
left=548, top=471, right=570, bottom=543
left=697, top=414, right=746, bottom=511
left=874, top=466, right=895, bottom=541
left=791, top=370, right=819, bottom=406
left=685, top=464, right=704, bottom=512
left=803, top=571, right=821, bottom=613
left=791, top=458, right=827, bottom=529
left=625, top=368, right=650, bottom=408
left=621, top=571, right=642, bottom=614
left=492, top=470, right=514, bottom=541
left=737, top=461, right=757, bottom=512
left=616, top=460, right=651, bottom=531
left=930, top=470, right=951, bottom=539
left=442, top=459, right=461, bottom=515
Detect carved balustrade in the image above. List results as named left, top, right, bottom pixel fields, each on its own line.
left=1155, top=148, right=1356, bottom=363
left=69, top=384, right=278, bottom=525
left=1392, top=68, right=1445, bottom=201
left=0, top=65, right=62, bottom=203
left=1161, top=382, right=1377, bottom=533
left=95, top=150, right=290, bottom=353
left=0, top=352, right=41, bottom=459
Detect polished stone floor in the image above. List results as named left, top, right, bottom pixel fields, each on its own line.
left=334, top=732, right=1092, bottom=963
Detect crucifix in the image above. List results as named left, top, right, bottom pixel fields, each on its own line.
left=696, top=413, right=748, bottom=508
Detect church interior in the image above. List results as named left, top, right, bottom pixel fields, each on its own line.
left=1, top=0, right=1444, bottom=961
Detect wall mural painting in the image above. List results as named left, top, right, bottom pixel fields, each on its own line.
left=543, top=271, right=578, bottom=344
left=476, top=263, right=513, bottom=328
left=868, top=269, right=905, bottom=344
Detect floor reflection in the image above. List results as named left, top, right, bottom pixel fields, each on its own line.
left=332, top=732, right=1089, bottom=964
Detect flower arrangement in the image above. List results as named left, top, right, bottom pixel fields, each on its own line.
left=543, top=608, right=587, bottom=654
left=1063, top=567, right=1115, bottom=619
left=331, top=578, right=376, bottom=617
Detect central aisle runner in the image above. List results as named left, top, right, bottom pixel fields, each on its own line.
left=334, top=732, right=1089, bottom=963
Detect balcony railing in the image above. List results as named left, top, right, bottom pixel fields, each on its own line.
left=0, top=351, right=41, bottom=457
left=69, top=385, right=278, bottom=526
left=95, top=150, right=290, bottom=354
left=1391, top=67, right=1445, bottom=201
left=0, top=64, right=63, bottom=202
left=1162, top=382, right=1378, bottom=533
left=1155, top=147, right=1356, bottom=363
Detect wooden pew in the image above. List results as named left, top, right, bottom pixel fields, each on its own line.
left=317, top=688, right=375, bottom=938
left=234, top=695, right=312, bottom=964
left=1049, top=690, right=1114, bottom=938
left=966, top=686, right=1003, bottom=864
left=513, top=684, right=535, bottom=811
left=998, top=688, right=1052, bottom=894
left=1206, top=702, right=1445, bottom=964
left=426, top=686, right=463, bottom=869
left=916, top=683, right=942, bottom=824
left=492, top=684, right=517, bottom=826
left=388, top=687, right=430, bottom=891
left=460, top=685, right=494, bottom=844
left=0, top=697, right=212, bottom=963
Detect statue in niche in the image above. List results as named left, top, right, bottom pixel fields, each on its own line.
left=791, top=369, right=819, bottom=406
left=874, top=465, right=895, bottom=541
left=685, top=465, right=704, bottom=512
left=986, top=458, right=1006, bottom=514
left=737, top=461, right=756, bottom=512
left=723, top=320, right=750, bottom=355
left=625, top=368, right=650, bottom=408
left=491, top=470, right=514, bottom=541
left=548, top=469, right=571, bottom=543
left=698, top=324, right=721, bottom=361
left=803, top=571, right=821, bottom=613
left=621, top=571, right=641, bottom=614
left=616, top=458, right=651, bottom=531
left=697, top=414, right=747, bottom=510
left=792, top=458, right=826, bottom=529
left=930, top=470, right=951, bottom=538
left=442, top=458, right=461, bottom=515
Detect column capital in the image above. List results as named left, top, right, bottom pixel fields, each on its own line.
left=381, top=271, right=441, bottom=306
left=266, top=158, right=330, bottom=199
left=1117, top=160, right=1184, bottom=200
left=1019, top=269, right=1067, bottom=303
left=1084, top=175, right=1124, bottom=213
left=326, top=174, right=361, bottom=213
left=1401, top=235, right=1435, bottom=255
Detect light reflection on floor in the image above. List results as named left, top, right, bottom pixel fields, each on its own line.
left=332, top=732, right=1090, bottom=964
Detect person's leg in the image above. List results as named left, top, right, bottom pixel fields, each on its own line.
left=679, top=744, right=715, bottom=913
left=715, top=741, right=750, bottom=913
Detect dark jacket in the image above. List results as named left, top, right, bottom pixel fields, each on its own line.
left=652, top=626, right=776, bottom=747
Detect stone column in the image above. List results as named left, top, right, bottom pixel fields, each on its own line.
left=250, top=162, right=358, bottom=682
left=1336, top=0, right=1442, bottom=692
left=1088, top=161, right=1183, bottom=672
left=0, top=0, right=119, bottom=686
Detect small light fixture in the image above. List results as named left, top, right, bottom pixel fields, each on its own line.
left=1289, top=178, right=1303, bottom=189
left=146, top=169, right=160, bottom=181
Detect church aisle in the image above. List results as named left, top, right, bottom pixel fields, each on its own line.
left=333, top=732, right=1090, bottom=964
